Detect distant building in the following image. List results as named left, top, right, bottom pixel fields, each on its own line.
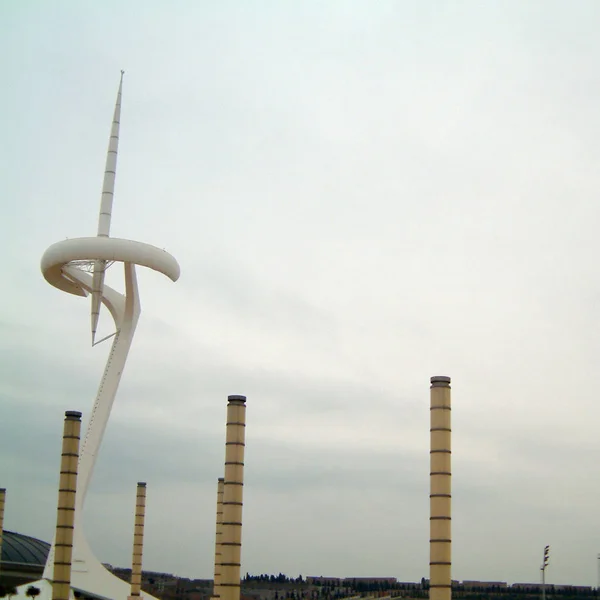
left=462, top=581, right=507, bottom=590
left=343, top=579, right=397, bottom=585
left=553, top=585, right=593, bottom=593
left=512, top=583, right=542, bottom=591
left=396, top=582, right=421, bottom=589
left=306, top=577, right=397, bottom=586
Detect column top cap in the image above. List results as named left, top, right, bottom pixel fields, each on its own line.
left=430, top=376, right=451, bottom=387
left=228, top=395, right=246, bottom=403
left=137, top=482, right=147, bottom=487
left=65, top=410, right=83, bottom=419
left=218, top=477, right=225, bottom=482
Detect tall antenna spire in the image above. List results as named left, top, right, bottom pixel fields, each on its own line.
left=97, top=70, right=124, bottom=237
left=91, top=71, right=124, bottom=344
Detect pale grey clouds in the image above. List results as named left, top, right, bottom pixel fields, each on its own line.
left=1, top=0, right=599, bottom=588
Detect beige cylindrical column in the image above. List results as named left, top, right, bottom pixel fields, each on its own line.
left=430, top=376, right=451, bottom=600
left=129, top=482, right=147, bottom=598
left=0, top=488, right=5, bottom=576
left=212, top=477, right=225, bottom=599
left=219, top=395, right=247, bottom=600
left=52, top=410, right=83, bottom=600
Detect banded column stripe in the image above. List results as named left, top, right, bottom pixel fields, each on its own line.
left=52, top=410, right=82, bottom=600
left=212, top=477, right=225, bottom=599
left=219, top=395, right=246, bottom=600
left=429, top=376, right=452, bottom=600
left=129, top=482, right=147, bottom=598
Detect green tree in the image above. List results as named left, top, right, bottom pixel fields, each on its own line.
left=26, top=587, right=41, bottom=600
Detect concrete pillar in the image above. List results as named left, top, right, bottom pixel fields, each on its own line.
left=212, top=477, right=225, bottom=599
left=0, top=488, right=5, bottom=575
left=429, top=376, right=452, bottom=600
left=52, top=410, right=83, bottom=600
left=219, top=395, right=247, bottom=600
left=129, top=482, right=147, bottom=598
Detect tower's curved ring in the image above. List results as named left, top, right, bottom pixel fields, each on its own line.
left=41, top=237, right=180, bottom=296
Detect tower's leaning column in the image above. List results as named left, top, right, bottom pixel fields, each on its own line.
left=430, top=376, right=452, bottom=600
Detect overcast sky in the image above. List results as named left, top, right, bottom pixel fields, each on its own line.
left=1, top=0, right=600, bottom=588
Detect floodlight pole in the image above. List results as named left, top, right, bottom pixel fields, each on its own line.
left=540, top=545, right=550, bottom=600
left=541, top=567, right=546, bottom=600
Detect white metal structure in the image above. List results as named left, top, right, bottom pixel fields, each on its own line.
left=18, top=72, right=180, bottom=600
